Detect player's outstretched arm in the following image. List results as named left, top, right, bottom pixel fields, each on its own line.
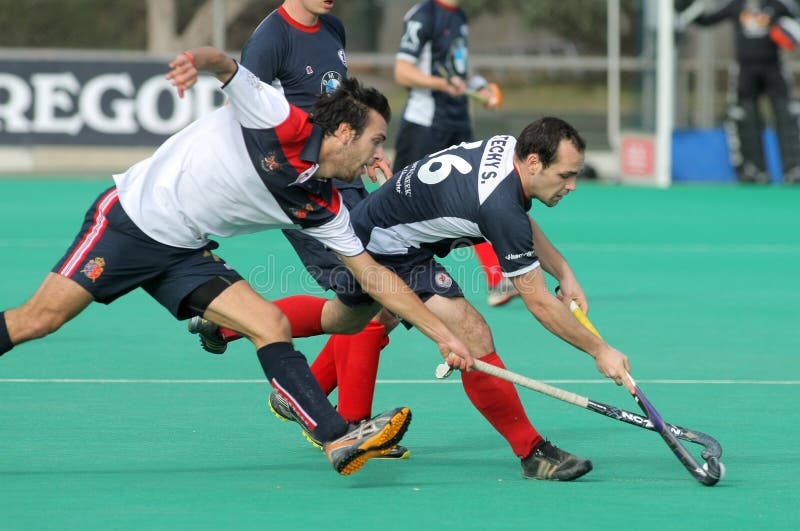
left=167, top=46, right=237, bottom=98
left=513, top=267, right=633, bottom=391
left=337, top=251, right=473, bottom=370
left=529, top=217, right=588, bottom=312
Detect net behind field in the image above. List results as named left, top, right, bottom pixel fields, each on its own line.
left=1, top=179, right=799, bottom=530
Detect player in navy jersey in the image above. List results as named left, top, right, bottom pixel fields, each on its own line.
left=0, top=47, right=474, bottom=476
left=258, top=117, right=635, bottom=480
left=393, top=0, right=518, bottom=307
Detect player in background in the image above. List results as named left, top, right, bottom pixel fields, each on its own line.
left=0, top=47, right=475, bottom=476
left=187, top=0, right=408, bottom=459
left=677, top=0, right=800, bottom=184
left=393, top=0, right=518, bottom=306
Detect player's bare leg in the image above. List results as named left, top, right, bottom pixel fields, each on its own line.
left=3, top=272, right=93, bottom=346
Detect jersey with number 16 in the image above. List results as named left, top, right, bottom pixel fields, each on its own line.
left=349, top=136, right=540, bottom=278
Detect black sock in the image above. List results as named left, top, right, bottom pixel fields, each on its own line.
left=257, top=342, right=347, bottom=443
left=0, top=311, right=12, bottom=356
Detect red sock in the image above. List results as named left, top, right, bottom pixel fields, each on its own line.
left=461, top=352, right=543, bottom=458
left=310, top=336, right=338, bottom=394
left=334, top=321, right=389, bottom=423
left=216, top=295, right=327, bottom=342
left=474, top=243, right=503, bottom=288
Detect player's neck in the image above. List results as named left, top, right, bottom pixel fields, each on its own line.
left=282, top=1, right=320, bottom=27
left=435, top=0, right=459, bottom=8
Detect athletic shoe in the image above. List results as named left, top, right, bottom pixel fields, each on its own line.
left=521, top=440, right=593, bottom=481
left=187, top=316, right=227, bottom=354
left=487, top=278, right=520, bottom=307
left=269, top=390, right=412, bottom=459
left=324, top=407, right=412, bottom=476
left=268, top=390, right=323, bottom=448
left=376, top=444, right=411, bottom=460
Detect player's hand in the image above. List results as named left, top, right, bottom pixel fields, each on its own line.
left=443, top=75, right=467, bottom=97
left=477, top=83, right=502, bottom=110
left=362, top=157, right=392, bottom=184
left=595, top=346, right=634, bottom=393
left=555, top=278, right=588, bottom=314
left=166, top=51, right=199, bottom=98
left=439, top=342, right=474, bottom=372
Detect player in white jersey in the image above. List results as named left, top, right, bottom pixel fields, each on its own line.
left=0, top=47, right=473, bottom=477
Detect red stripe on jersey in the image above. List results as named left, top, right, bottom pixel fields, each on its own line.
left=277, top=6, right=321, bottom=33
left=274, top=106, right=316, bottom=175
left=307, top=187, right=342, bottom=215
left=59, top=188, right=119, bottom=278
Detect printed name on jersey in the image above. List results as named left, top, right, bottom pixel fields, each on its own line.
left=478, top=135, right=516, bottom=205
left=261, top=153, right=281, bottom=172
left=321, top=71, right=343, bottom=93
left=394, top=161, right=419, bottom=197
left=338, top=49, right=347, bottom=67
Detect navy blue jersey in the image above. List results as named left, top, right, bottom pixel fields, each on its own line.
left=241, top=7, right=347, bottom=110
left=350, top=136, right=540, bottom=277
left=397, top=0, right=471, bottom=129
left=240, top=7, right=361, bottom=190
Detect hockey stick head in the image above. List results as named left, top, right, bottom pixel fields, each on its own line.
left=628, top=374, right=724, bottom=486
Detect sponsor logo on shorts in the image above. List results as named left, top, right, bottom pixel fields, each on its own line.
left=504, top=250, right=536, bottom=261
left=261, top=153, right=280, bottom=172
left=81, top=257, right=105, bottom=282
left=321, top=71, right=343, bottom=94
left=434, top=272, right=453, bottom=289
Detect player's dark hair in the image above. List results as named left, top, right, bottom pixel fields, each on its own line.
left=515, top=117, right=586, bottom=168
left=309, top=77, right=391, bottom=138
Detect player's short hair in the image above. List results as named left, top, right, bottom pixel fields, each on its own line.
left=515, top=117, right=586, bottom=168
left=309, top=77, right=391, bottom=138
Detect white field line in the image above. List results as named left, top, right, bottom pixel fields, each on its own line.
left=0, top=378, right=798, bottom=384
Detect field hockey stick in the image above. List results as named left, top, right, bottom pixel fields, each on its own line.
left=555, top=288, right=724, bottom=486
left=434, top=66, right=502, bottom=108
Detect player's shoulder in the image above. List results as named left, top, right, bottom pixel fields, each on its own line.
left=243, top=10, right=291, bottom=50
left=404, top=0, right=436, bottom=22
left=320, top=13, right=346, bottom=44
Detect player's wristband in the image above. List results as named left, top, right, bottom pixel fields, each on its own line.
left=182, top=51, right=197, bottom=68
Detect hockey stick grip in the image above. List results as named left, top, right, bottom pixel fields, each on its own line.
left=472, top=359, right=589, bottom=408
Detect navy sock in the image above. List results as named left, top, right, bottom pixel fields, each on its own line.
left=0, top=311, right=12, bottom=356
left=257, top=342, right=347, bottom=443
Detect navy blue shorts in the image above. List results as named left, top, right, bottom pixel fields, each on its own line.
left=53, top=187, right=243, bottom=319
left=392, top=119, right=474, bottom=173
left=281, top=186, right=369, bottom=299
left=336, top=249, right=464, bottom=309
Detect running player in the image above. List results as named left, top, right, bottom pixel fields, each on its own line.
left=186, top=0, right=410, bottom=457
left=0, top=47, right=474, bottom=476
left=393, top=0, right=517, bottom=306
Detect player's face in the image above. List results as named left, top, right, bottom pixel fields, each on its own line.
left=300, top=0, right=334, bottom=16
left=533, top=140, right=583, bottom=207
left=341, top=109, right=388, bottom=182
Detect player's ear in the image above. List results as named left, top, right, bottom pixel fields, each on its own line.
left=334, top=122, right=355, bottom=144
left=525, top=153, right=543, bottom=175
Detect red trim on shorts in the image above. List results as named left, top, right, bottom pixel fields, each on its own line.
left=277, top=6, right=321, bottom=33
left=58, top=188, right=119, bottom=278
